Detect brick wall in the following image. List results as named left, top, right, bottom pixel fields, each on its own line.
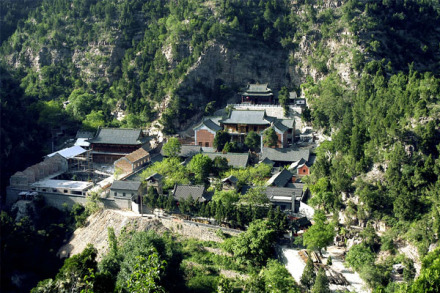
left=196, top=129, right=215, bottom=147
left=298, top=165, right=310, bottom=175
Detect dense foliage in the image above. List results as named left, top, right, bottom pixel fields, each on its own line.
left=0, top=197, right=87, bottom=292
left=2, top=0, right=440, bottom=291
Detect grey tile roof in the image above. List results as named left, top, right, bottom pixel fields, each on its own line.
left=220, top=110, right=271, bottom=125
left=284, top=183, right=306, bottom=200
left=76, top=131, right=95, bottom=139
left=203, top=119, right=222, bottom=132
left=201, top=147, right=215, bottom=153
left=180, top=145, right=203, bottom=158
left=161, top=145, right=201, bottom=158
left=259, top=157, right=275, bottom=166
left=193, top=118, right=222, bottom=132
left=248, top=84, right=269, bottom=92
left=280, top=119, right=295, bottom=129
left=89, top=128, right=143, bottom=145
left=266, top=187, right=296, bottom=202
left=111, top=180, right=142, bottom=191
left=288, top=158, right=307, bottom=170
left=203, top=152, right=249, bottom=168
left=261, top=147, right=310, bottom=163
left=267, top=169, right=293, bottom=187
left=172, top=185, right=207, bottom=202
left=273, top=120, right=289, bottom=133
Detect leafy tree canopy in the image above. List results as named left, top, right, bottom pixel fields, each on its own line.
left=162, top=137, right=181, bottom=158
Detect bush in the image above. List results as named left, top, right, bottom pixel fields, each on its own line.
left=345, top=243, right=375, bottom=272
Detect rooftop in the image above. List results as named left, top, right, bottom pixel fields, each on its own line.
left=179, top=145, right=203, bottom=158
left=261, top=147, right=310, bottom=163
left=47, top=145, right=87, bottom=159
left=266, top=187, right=299, bottom=203
left=204, top=152, right=249, bottom=168
left=241, top=84, right=273, bottom=96
left=172, top=185, right=207, bottom=202
left=273, top=120, right=289, bottom=133
left=145, top=173, right=163, bottom=181
left=259, top=157, right=275, bottom=166
left=220, top=110, right=272, bottom=125
left=193, top=118, right=222, bottom=132
left=31, top=179, right=93, bottom=191
left=76, top=131, right=95, bottom=139
left=266, top=169, right=293, bottom=187
left=89, top=128, right=144, bottom=145
left=74, top=138, right=91, bottom=148
left=111, top=180, right=142, bottom=191
left=125, top=147, right=149, bottom=163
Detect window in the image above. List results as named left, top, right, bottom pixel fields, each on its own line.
left=114, top=192, right=117, bottom=197
left=64, top=190, right=68, bottom=193
left=254, top=126, right=257, bottom=131
left=52, top=189, right=57, bottom=193
left=199, top=142, right=203, bottom=146
left=303, top=169, right=306, bottom=173
left=42, top=189, right=47, bottom=192
left=205, top=142, right=209, bottom=147
left=123, top=192, right=126, bottom=197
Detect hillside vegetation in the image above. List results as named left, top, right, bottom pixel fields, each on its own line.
left=1, top=0, right=440, bottom=292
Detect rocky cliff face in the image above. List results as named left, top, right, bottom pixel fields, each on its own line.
left=182, top=37, right=290, bottom=94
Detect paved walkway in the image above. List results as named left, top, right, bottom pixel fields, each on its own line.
left=278, top=245, right=370, bottom=292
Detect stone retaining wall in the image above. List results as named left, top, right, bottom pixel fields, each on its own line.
left=160, top=217, right=242, bottom=242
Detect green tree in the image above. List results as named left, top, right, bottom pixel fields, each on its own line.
left=262, top=259, right=299, bottom=293
left=311, top=268, right=330, bottom=293
left=83, top=110, right=106, bottom=131
left=212, top=190, right=239, bottom=205
left=32, top=244, right=98, bottom=293
left=405, top=247, right=440, bottom=293
left=217, top=277, right=234, bottom=293
left=222, top=219, right=276, bottom=267
left=308, top=178, right=335, bottom=212
left=300, top=257, right=316, bottom=289
left=85, top=191, right=103, bottom=215
left=245, top=131, right=261, bottom=151
left=278, top=87, right=289, bottom=116
left=214, top=130, right=231, bottom=152
left=141, top=157, right=189, bottom=190
left=303, top=211, right=335, bottom=256
left=187, top=154, right=212, bottom=184
left=162, top=137, right=181, bottom=158
left=345, top=243, right=375, bottom=272
left=213, top=156, right=229, bottom=174
left=263, top=127, right=278, bottom=148
left=126, top=252, right=166, bottom=293
left=240, top=186, right=269, bottom=205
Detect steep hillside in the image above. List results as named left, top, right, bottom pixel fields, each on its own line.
left=58, top=210, right=168, bottom=261
left=1, top=1, right=440, bottom=291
